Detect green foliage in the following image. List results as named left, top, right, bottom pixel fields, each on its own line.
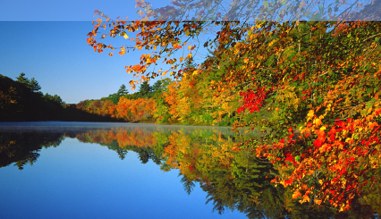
left=153, top=97, right=170, bottom=123
left=16, top=73, right=29, bottom=85
left=152, top=79, right=171, bottom=94
left=16, top=73, right=41, bottom=93
left=137, top=81, right=152, bottom=98
left=43, top=93, right=64, bottom=105
left=106, top=84, right=129, bottom=104
left=117, top=84, right=128, bottom=96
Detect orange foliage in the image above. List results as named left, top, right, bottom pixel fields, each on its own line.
left=163, top=82, right=180, bottom=122
left=116, top=97, right=156, bottom=122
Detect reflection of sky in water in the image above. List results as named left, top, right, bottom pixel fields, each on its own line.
left=0, top=137, right=245, bottom=219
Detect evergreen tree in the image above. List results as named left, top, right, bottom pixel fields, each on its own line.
left=29, top=78, right=41, bottom=93
left=16, top=73, right=29, bottom=85
left=138, top=81, right=152, bottom=97
left=152, top=79, right=171, bottom=94
left=16, top=73, right=41, bottom=93
left=117, top=84, right=128, bottom=96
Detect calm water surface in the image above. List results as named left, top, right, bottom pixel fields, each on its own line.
left=0, top=122, right=380, bottom=219
left=0, top=122, right=245, bottom=219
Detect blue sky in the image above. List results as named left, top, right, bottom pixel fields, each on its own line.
left=0, top=21, right=143, bottom=103
left=0, top=1, right=157, bottom=103
left=0, top=0, right=142, bottom=21
left=0, top=0, right=209, bottom=103
left=0, top=0, right=208, bottom=103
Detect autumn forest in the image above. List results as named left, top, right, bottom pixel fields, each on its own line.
left=86, top=17, right=381, bottom=213
left=1, top=0, right=381, bottom=217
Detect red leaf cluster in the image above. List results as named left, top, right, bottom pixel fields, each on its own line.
left=237, top=87, right=267, bottom=113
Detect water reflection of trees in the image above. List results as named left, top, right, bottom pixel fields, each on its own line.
left=72, top=127, right=381, bottom=218
left=0, top=132, right=63, bottom=169
left=1, top=126, right=380, bottom=218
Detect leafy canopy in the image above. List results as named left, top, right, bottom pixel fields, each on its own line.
left=87, top=0, right=381, bottom=212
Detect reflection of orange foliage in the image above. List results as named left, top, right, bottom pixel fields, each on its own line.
left=164, top=132, right=189, bottom=168
left=116, top=97, right=156, bottom=122
left=163, top=131, right=236, bottom=179
left=76, top=128, right=157, bottom=148
left=115, top=129, right=157, bottom=147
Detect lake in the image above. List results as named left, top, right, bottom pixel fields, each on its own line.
left=0, top=122, right=380, bottom=219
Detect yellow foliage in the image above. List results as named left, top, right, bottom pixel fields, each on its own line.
left=314, top=199, right=322, bottom=205
left=313, top=118, right=322, bottom=126
left=307, top=110, right=314, bottom=121
left=275, top=85, right=300, bottom=110
left=299, top=194, right=311, bottom=204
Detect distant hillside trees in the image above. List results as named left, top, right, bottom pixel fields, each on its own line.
left=0, top=73, right=119, bottom=122
left=75, top=76, right=237, bottom=125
